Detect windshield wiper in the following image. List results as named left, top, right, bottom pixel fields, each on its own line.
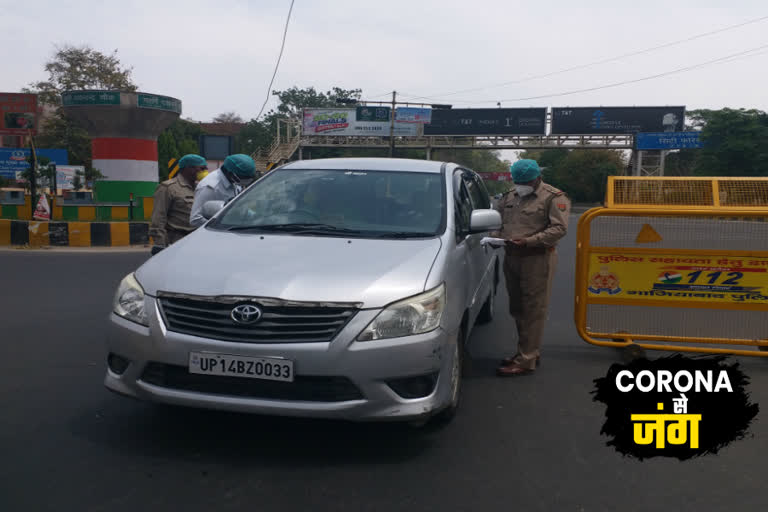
left=227, top=223, right=361, bottom=234
left=372, top=231, right=436, bottom=239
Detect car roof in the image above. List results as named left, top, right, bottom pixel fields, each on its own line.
left=279, top=158, right=454, bottom=174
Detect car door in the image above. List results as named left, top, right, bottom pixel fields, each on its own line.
left=452, top=170, right=478, bottom=317
left=461, top=169, right=496, bottom=317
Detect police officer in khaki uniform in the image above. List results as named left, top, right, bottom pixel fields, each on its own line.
left=493, top=159, right=570, bottom=376
left=149, top=154, right=207, bottom=254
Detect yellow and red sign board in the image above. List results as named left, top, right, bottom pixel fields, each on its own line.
left=587, top=252, right=768, bottom=308
left=0, top=93, right=37, bottom=136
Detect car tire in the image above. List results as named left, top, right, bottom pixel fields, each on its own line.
left=477, top=276, right=496, bottom=325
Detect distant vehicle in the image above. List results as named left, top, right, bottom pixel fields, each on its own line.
left=107, top=158, right=502, bottom=424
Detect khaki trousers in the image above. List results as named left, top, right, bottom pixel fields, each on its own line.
left=503, top=247, right=558, bottom=369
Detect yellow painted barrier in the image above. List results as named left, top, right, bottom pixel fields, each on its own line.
left=78, top=206, right=96, bottom=221
left=111, top=206, right=129, bottom=220
left=143, top=196, right=153, bottom=219
left=110, top=223, right=130, bottom=246
left=68, top=222, right=91, bottom=247
left=28, top=221, right=49, bottom=247
left=0, top=219, right=10, bottom=245
left=576, top=177, right=768, bottom=357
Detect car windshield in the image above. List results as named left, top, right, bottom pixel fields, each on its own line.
left=209, top=168, right=446, bottom=238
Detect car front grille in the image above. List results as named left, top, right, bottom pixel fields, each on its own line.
left=157, top=294, right=360, bottom=344
left=141, top=363, right=364, bottom=402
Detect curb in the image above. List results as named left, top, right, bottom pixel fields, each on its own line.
left=0, top=219, right=150, bottom=247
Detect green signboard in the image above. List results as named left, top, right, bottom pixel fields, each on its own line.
left=61, top=91, right=121, bottom=106
left=356, top=106, right=390, bottom=122
left=137, top=93, right=182, bottom=114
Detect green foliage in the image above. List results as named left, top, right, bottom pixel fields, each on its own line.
left=157, top=131, right=178, bottom=181
left=269, top=86, right=362, bottom=119
left=213, top=112, right=244, bottom=123
left=693, top=108, right=768, bottom=177
left=544, top=150, right=625, bottom=203
left=156, top=119, right=203, bottom=178
left=19, top=155, right=53, bottom=192
left=25, top=45, right=137, bottom=171
left=235, top=119, right=273, bottom=155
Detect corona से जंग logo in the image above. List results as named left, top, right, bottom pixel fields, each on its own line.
left=592, top=355, right=758, bottom=460
left=588, top=266, right=622, bottom=295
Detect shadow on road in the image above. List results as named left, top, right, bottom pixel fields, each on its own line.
left=69, top=397, right=441, bottom=467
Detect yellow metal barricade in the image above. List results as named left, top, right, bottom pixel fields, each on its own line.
left=576, top=176, right=768, bottom=357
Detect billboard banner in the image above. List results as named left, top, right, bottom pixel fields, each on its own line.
left=551, top=106, right=686, bottom=134
left=423, top=108, right=547, bottom=136
left=636, top=131, right=703, bottom=150
left=302, top=108, right=420, bottom=136
left=355, top=106, right=390, bottom=122
left=396, top=107, right=432, bottom=124
left=56, top=165, right=84, bottom=190
left=0, top=148, right=68, bottom=181
left=0, top=93, right=37, bottom=136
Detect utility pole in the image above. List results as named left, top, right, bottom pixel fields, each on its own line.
left=389, top=91, right=396, bottom=157
left=29, top=133, right=38, bottom=216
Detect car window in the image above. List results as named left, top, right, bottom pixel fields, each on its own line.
left=454, top=175, right=472, bottom=240
left=210, top=168, right=446, bottom=237
left=463, top=170, right=491, bottom=210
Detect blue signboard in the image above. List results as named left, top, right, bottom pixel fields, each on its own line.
left=0, top=148, right=68, bottom=180
left=636, top=132, right=703, bottom=150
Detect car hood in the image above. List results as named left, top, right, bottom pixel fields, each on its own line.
left=136, top=228, right=443, bottom=308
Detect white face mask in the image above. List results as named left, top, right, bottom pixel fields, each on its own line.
left=516, top=185, right=534, bottom=197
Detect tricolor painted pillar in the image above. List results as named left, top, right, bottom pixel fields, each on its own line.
left=61, top=90, right=181, bottom=203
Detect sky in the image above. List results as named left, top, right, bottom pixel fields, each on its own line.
left=1, top=0, right=766, bottom=123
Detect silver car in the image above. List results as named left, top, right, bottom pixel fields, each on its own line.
left=106, top=158, right=502, bottom=423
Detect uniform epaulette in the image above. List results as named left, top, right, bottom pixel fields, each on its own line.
left=543, top=183, right=565, bottom=196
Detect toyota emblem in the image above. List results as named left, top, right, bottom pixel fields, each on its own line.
left=230, top=304, right=262, bottom=324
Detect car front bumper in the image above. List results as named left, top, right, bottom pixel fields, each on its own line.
left=105, top=297, right=457, bottom=421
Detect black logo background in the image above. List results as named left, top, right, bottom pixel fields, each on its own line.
left=592, top=355, right=759, bottom=460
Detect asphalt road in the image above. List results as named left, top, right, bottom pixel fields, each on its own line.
left=3, top=216, right=768, bottom=512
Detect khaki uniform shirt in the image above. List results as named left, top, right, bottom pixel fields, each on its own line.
left=149, top=175, right=196, bottom=247
left=493, top=181, right=571, bottom=248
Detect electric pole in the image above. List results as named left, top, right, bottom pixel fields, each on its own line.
left=389, top=91, right=396, bottom=157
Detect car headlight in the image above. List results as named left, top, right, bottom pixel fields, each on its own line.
left=357, top=284, right=445, bottom=341
left=113, top=273, right=148, bottom=326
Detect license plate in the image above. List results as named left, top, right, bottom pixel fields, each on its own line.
left=189, top=352, right=294, bottom=382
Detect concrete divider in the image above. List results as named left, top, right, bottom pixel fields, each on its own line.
left=0, top=219, right=150, bottom=247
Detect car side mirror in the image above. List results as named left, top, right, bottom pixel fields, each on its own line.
left=469, top=209, right=502, bottom=234
left=202, top=200, right=225, bottom=220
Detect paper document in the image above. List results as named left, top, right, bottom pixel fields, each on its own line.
left=480, top=237, right=507, bottom=248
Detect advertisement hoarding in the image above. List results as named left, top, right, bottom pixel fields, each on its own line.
left=56, top=165, right=84, bottom=190
left=551, top=106, right=686, bottom=134
left=423, top=108, right=547, bottom=136
left=396, top=107, right=432, bottom=123
left=636, top=131, right=703, bottom=150
left=302, top=108, right=420, bottom=137
left=0, top=148, right=69, bottom=181
left=0, top=93, right=37, bottom=136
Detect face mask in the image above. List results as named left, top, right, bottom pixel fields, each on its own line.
left=196, top=171, right=209, bottom=182
left=516, top=185, right=534, bottom=197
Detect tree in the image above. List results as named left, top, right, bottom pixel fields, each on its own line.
left=545, top=150, right=625, bottom=203
left=156, top=119, right=203, bottom=179
left=25, top=45, right=138, bottom=171
left=693, top=108, right=768, bottom=177
left=213, top=112, right=244, bottom=123
left=157, top=131, right=178, bottom=181
left=268, top=86, right=362, bottom=119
